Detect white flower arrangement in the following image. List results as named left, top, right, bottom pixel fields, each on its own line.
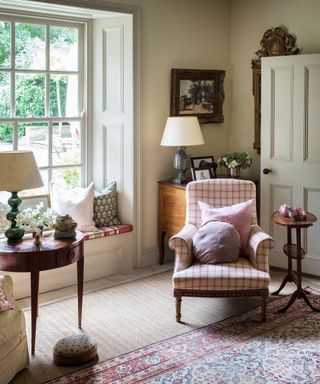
left=0, top=203, right=10, bottom=233
left=16, top=203, right=56, bottom=234
left=218, top=151, right=252, bottom=170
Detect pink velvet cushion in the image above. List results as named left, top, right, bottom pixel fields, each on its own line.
left=199, top=199, right=254, bottom=249
left=193, top=221, right=241, bottom=264
left=0, top=284, right=13, bottom=312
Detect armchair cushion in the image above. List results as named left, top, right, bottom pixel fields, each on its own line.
left=199, top=199, right=254, bottom=250
left=193, top=221, right=240, bottom=264
left=173, top=258, right=270, bottom=291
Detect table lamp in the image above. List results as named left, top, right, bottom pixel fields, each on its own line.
left=0, top=150, right=44, bottom=244
left=161, top=116, right=204, bottom=184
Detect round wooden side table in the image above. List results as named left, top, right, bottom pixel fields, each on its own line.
left=271, top=211, right=319, bottom=313
left=0, top=231, right=84, bottom=354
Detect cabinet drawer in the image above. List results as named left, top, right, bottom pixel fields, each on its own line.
left=57, top=245, right=82, bottom=267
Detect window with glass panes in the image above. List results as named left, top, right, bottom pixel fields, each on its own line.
left=0, top=16, right=85, bottom=195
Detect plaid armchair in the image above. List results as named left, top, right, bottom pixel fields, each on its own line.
left=169, top=179, right=275, bottom=321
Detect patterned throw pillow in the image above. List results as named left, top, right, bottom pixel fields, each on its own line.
left=93, top=182, right=121, bottom=227
left=0, top=284, right=13, bottom=312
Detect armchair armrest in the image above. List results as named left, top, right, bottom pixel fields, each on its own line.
left=169, top=224, right=198, bottom=273
left=247, top=225, right=275, bottom=273
left=0, top=274, right=15, bottom=306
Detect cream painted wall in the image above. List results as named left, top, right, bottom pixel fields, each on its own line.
left=139, top=0, right=231, bottom=253
left=230, top=0, right=320, bottom=179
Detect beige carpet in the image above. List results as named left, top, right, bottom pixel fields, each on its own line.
left=11, top=268, right=320, bottom=384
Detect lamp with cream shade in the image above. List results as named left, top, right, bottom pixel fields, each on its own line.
left=161, top=116, right=204, bottom=184
left=0, top=150, right=44, bottom=243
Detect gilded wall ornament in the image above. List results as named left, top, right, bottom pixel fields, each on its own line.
left=251, top=26, right=300, bottom=153
left=252, top=26, right=300, bottom=69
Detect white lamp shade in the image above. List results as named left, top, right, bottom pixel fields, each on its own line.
left=161, top=116, right=204, bottom=146
left=0, top=150, right=44, bottom=192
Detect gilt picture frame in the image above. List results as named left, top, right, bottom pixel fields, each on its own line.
left=170, top=68, right=225, bottom=124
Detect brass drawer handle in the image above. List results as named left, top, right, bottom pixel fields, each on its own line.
left=67, top=250, right=75, bottom=261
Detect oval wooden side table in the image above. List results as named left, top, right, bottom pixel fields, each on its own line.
left=0, top=231, right=84, bottom=354
left=271, top=211, right=319, bottom=313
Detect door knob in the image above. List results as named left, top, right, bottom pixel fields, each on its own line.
left=263, top=168, right=272, bottom=174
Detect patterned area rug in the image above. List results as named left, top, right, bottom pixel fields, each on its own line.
left=46, top=288, right=320, bottom=384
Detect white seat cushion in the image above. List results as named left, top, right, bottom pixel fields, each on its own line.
left=173, top=257, right=270, bottom=291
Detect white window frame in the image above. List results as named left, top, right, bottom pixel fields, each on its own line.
left=0, top=13, right=87, bottom=190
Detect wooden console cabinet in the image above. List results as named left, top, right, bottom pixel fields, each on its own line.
left=158, top=181, right=186, bottom=264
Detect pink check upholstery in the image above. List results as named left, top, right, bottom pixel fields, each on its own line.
left=173, top=258, right=270, bottom=291
left=82, top=224, right=133, bottom=241
left=169, top=179, right=275, bottom=321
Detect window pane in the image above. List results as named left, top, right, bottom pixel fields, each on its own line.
left=18, top=122, right=49, bottom=167
left=16, top=73, right=45, bottom=117
left=50, top=26, right=78, bottom=71
left=0, top=123, right=14, bottom=150
left=0, top=191, right=10, bottom=205
left=52, top=167, right=81, bottom=189
left=15, top=23, right=45, bottom=70
left=0, top=21, right=11, bottom=68
left=20, top=170, right=49, bottom=196
left=50, top=74, right=78, bottom=117
left=0, top=72, right=10, bottom=117
left=52, top=121, right=80, bottom=166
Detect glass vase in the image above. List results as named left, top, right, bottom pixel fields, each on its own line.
left=229, top=167, right=241, bottom=178
left=33, top=227, right=43, bottom=246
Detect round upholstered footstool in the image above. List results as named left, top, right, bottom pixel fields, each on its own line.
left=53, top=333, right=98, bottom=366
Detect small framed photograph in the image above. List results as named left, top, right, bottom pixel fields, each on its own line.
left=191, top=156, right=217, bottom=177
left=170, top=68, right=225, bottom=123
left=20, top=194, right=51, bottom=211
left=191, top=156, right=215, bottom=169
left=191, top=167, right=214, bottom=181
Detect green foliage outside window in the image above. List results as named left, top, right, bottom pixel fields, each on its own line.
left=0, top=22, right=77, bottom=141
left=62, top=169, right=80, bottom=188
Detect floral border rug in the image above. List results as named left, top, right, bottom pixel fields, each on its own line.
left=46, top=288, right=320, bottom=384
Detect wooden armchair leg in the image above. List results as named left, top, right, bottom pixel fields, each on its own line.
left=261, top=291, right=268, bottom=321
left=175, top=294, right=182, bottom=323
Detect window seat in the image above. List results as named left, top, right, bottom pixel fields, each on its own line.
left=5, top=224, right=134, bottom=299
left=82, top=224, right=133, bottom=241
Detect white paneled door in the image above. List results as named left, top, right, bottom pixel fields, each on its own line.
left=261, top=54, right=320, bottom=275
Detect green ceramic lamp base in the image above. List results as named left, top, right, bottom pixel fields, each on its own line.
left=5, top=191, right=25, bottom=244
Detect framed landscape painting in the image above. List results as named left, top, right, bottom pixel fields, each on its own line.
left=170, top=68, right=225, bottom=123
